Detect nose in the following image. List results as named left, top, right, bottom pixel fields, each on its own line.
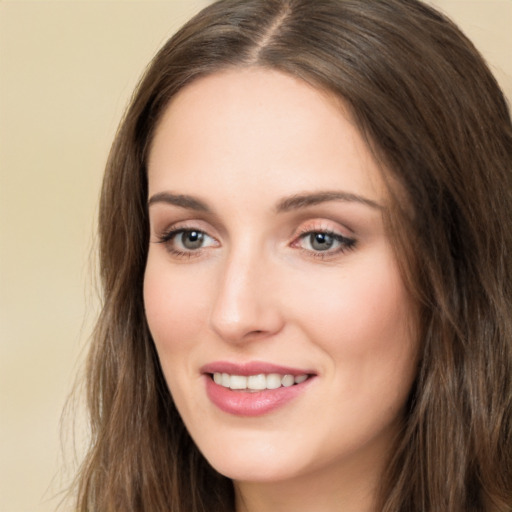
left=209, top=246, right=284, bottom=344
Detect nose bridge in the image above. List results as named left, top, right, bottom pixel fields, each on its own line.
left=209, top=239, right=282, bottom=342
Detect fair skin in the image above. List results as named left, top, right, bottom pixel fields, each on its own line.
left=144, top=67, right=418, bottom=512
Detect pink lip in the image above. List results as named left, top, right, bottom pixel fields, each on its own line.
left=201, top=361, right=316, bottom=417
left=200, top=361, right=314, bottom=376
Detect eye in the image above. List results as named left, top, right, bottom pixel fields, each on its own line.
left=306, top=232, right=337, bottom=251
left=175, top=230, right=208, bottom=250
left=294, top=230, right=356, bottom=256
left=157, top=228, right=218, bottom=256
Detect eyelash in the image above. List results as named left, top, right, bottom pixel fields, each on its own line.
left=156, top=227, right=216, bottom=259
left=292, top=228, right=356, bottom=259
left=156, top=226, right=356, bottom=260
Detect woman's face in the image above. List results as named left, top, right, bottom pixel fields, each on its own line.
left=144, top=68, right=418, bottom=488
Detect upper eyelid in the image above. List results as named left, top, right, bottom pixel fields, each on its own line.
left=293, top=218, right=355, bottom=237
left=153, top=217, right=356, bottom=243
left=151, top=215, right=226, bottom=240
left=155, top=219, right=217, bottom=237
left=147, top=201, right=223, bottom=231
left=296, top=228, right=349, bottom=239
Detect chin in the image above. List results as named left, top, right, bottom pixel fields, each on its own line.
left=209, top=458, right=301, bottom=484
left=198, top=434, right=307, bottom=483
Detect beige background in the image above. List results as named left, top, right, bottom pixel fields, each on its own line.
left=0, top=1, right=510, bottom=511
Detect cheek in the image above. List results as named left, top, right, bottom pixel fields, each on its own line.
left=295, top=253, right=411, bottom=334
left=143, top=257, right=211, bottom=362
left=286, top=250, right=417, bottom=384
left=287, top=258, right=417, bottom=450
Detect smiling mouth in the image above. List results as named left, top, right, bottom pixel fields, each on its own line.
left=211, top=372, right=310, bottom=391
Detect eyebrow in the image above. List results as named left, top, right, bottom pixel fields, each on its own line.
left=147, top=190, right=382, bottom=212
left=276, top=191, right=382, bottom=212
left=148, top=192, right=211, bottom=212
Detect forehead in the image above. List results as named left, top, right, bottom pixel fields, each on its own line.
left=147, top=67, right=385, bottom=205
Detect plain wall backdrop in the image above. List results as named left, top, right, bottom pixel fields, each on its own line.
left=0, top=1, right=510, bottom=511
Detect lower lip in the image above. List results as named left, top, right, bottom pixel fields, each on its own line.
left=204, top=375, right=314, bottom=417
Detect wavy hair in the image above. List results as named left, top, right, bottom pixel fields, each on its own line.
left=75, top=1, right=512, bottom=510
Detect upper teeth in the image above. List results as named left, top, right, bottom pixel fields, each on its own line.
left=213, top=372, right=308, bottom=390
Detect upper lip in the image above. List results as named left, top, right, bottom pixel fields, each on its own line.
left=200, top=361, right=315, bottom=376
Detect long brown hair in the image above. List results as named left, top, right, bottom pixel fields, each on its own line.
left=75, top=1, right=512, bottom=510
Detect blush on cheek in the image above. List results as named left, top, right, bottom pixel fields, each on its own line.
left=143, top=261, right=211, bottom=355
left=293, top=267, right=406, bottom=341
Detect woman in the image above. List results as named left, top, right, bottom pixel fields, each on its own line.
left=75, top=0, right=512, bottom=510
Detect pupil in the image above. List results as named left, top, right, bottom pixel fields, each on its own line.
left=311, top=233, right=333, bottom=251
left=182, top=231, right=203, bottom=249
